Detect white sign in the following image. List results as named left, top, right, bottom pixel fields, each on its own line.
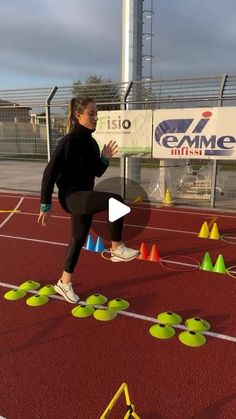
left=152, top=107, right=236, bottom=160
left=108, top=198, right=131, bottom=222
left=95, top=110, right=152, bottom=155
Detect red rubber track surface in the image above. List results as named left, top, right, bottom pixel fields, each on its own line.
left=0, top=192, right=236, bottom=419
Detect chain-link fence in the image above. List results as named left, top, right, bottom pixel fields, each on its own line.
left=1, top=75, right=236, bottom=209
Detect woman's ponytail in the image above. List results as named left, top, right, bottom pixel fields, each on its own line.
left=66, top=98, right=76, bottom=133
left=66, top=96, right=95, bottom=133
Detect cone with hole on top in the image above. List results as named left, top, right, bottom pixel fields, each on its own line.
left=86, top=293, right=108, bottom=305
left=4, top=288, right=26, bottom=301
left=38, top=285, right=56, bottom=296
left=139, top=242, right=149, bottom=260
left=198, top=221, right=209, bottom=239
left=179, top=330, right=206, bottom=347
left=185, top=317, right=211, bottom=332
left=200, top=252, right=213, bottom=271
left=209, top=223, right=220, bottom=240
left=71, top=304, right=95, bottom=318
left=83, top=234, right=95, bottom=251
left=26, top=295, right=49, bottom=307
left=148, top=244, right=160, bottom=262
left=149, top=323, right=175, bottom=339
left=213, top=254, right=227, bottom=274
left=157, top=311, right=182, bottom=326
left=107, top=298, right=130, bottom=311
left=163, top=188, right=173, bottom=206
left=93, top=308, right=117, bottom=321
left=19, top=280, right=41, bottom=291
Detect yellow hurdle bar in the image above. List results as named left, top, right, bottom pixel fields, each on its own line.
left=100, top=383, right=140, bottom=418
left=0, top=210, right=21, bottom=213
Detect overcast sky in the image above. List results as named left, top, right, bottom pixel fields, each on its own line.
left=1, top=0, right=236, bottom=89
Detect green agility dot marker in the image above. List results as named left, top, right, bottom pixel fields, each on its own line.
left=185, top=317, right=211, bottom=332
left=179, top=330, right=206, bottom=347
left=4, top=288, right=26, bottom=301
left=86, top=294, right=108, bottom=305
left=26, top=295, right=49, bottom=307
left=19, top=280, right=41, bottom=291
left=93, top=309, right=117, bottom=321
left=71, top=304, right=95, bottom=318
left=157, top=311, right=182, bottom=325
left=107, top=298, right=130, bottom=311
left=38, top=285, right=56, bottom=296
left=149, top=323, right=175, bottom=339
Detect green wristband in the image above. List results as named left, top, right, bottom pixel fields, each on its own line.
left=100, top=156, right=109, bottom=165
left=40, top=203, right=52, bottom=212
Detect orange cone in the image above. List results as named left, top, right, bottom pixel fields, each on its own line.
left=139, top=243, right=149, bottom=260
left=148, top=244, right=160, bottom=262
left=209, top=223, right=220, bottom=240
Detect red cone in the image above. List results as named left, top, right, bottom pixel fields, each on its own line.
left=139, top=243, right=149, bottom=260
left=148, top=244, right=160, bottom=262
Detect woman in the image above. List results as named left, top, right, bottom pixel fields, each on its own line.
left=38, top=96, right=140, bottom=303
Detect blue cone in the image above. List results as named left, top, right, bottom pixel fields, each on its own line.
left=94, top=236, right=105, bottom=252
left=83, top=234, right=95, bottom=251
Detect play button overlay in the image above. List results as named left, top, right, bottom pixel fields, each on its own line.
left=109, top=198, right=131, bottom=222
left=91, top=176, right=151, bottom=242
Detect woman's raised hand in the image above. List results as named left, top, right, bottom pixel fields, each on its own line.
left=101, top=140, right=118, bottom=159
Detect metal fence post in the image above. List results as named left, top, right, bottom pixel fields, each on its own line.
left=210, top=160, right=217, bottom=207
left=45, top=86, right=58, bottom=162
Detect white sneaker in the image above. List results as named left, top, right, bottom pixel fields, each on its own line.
left=54, top=279, right=80, bottom=304
left=110, top=243, right=140, bottom=262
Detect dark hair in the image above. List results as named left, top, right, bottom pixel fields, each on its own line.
left=66, top=96, right=94, bottom=133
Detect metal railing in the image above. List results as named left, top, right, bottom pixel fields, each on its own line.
left=1, top=75, right=236, bottom=210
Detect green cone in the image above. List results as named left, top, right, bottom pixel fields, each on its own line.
left=71, top=304, right=95, bottom=318
left=185, top=317, right=211, bottom=332
left=93, top=309, right=117, bottom=321
left=149, top=323, right=175, bottom=339
left=26, top=295, right=49, bottom=307
left=213, top=254, right=227, bottom=274
left=19, top=280, right=41, bottom=291
left=4, top=288, right=26, bottom=301
left=107, top=298, right=130, bottom=311
left=179, top=330, right=206, bottom=347
left=38, top=285, right=56, bottom=296
left=200, top=252, right=213, bottom=271
left=86, top=293, right=108, bottom=305
left=157, top=311, right=182, bottom=325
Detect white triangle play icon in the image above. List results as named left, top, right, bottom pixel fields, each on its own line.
left=108, top=198, right=131, bottom=222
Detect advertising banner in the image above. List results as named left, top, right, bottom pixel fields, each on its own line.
left=95, top=110, right=152, bottom=155
left=152, top=107, right=236, bottom=159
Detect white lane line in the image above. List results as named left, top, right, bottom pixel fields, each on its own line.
left=1, top=192, right=236, bottom=219
left=1, top=281, right=236, bottom=343
left=9, top=210, right=198, bottom=235
left=0, top=197, right=24, bottom=229
left=0, top=234, right=67, bottom=246
left=0, top=233, right=196, bottom=266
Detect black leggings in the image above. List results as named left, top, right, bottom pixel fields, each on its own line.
left=59, top=191, right=124, bottom=274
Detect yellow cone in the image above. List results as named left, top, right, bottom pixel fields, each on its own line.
left=163, top=189, right=173, bottom=206
left=209, top=223, right=220, bottom=240
left=133, top=195, right=143, bottom=203
left=198, top=222, right=209, bottom=239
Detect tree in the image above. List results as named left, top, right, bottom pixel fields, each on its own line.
left=72, top=75, right=121, bottom=110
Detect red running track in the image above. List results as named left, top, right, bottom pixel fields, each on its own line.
left=0, top=192, right=236, bottom=419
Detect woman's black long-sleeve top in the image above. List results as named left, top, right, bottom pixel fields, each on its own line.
left=40, top=123, right=109, bottom=205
